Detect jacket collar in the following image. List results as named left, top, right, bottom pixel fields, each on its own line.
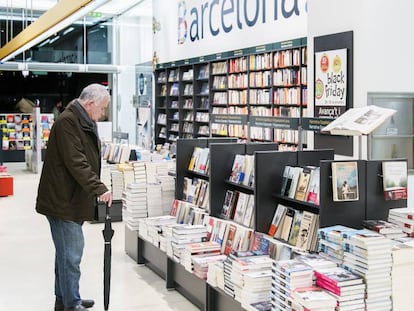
left=69, top=100, right=97, bottom=135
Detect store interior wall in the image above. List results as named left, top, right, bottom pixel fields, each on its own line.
left=115, top=15, right=152, bottom=145
left=308, top=0, right=414, bottom=209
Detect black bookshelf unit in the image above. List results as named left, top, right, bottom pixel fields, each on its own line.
left=135, top=141, right=408, bottom=311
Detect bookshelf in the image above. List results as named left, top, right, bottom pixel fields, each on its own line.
left=154, top=38, right=308, bottom=149
left=0, top=113, right=53, bottom=162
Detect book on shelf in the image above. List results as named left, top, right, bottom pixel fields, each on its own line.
left=382, top=160, right=408, bottom=200
left=287, top=167, right=302, bottom=199
left=294, top=166, right=314, bottom=201
left=220, top=190, right=238, bottom=220
left=295, top=211, right=318, bottom=251
left=279, top=207, right=295, bottom=241
left=287, top=210, right=303, bottom=246
left=229, top=154, right=245, bottom=183
left=306, top=166, right=320, bottom=205
left=280, top=166, right=293, bottom=196
left=321, top=105, right=397, bottom=136
left=268, top=204, right=288, bottom=237
left=331, top=161, right=359, bottom=202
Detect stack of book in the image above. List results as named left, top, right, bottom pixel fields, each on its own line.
left=341, top=229, right=392, bottom=310
left=270, top=259, right=314, bottom=310
left=158, top=174, right=175, bottom=214
left=132, top=161, right=147, bottom=184
left=171, top=225, right=207, bottom=263
left=181, top=241, right=221, bottom=273
left=295, top=253, right=337, bottom=271
left=291, top=286, right=337, bottom=311
left=318, top=225, right=358, bottom=265
left=390, top=240, right=414, bottom=310
left=100, top=162, right=112, bottom=192
left=110, top=167, right=124, bottom=200
left=147, top=183, right=163, bottom=217
left=192, top=253, right=227, bottom=280
left=122, top=182, right=147, bottom=230
left=207, top=260, right=225, bottom=289
left=314, top=266, right=365, bottom=311
left=388, top=208, right=414, bottom=237
left=238, top=256, right=273, bottom=309
left=138, top=215, right=177, bottom=245
left=118, top=163, right=134, bottom=189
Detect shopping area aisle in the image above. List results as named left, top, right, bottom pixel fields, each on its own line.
left=0, top=163, right=199, bottom=311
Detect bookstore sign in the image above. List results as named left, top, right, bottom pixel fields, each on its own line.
left=153, top=0, right=307, bottom=64
left=314, top=48, right=347, bottom=118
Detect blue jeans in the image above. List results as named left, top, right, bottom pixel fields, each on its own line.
left=47, top=216, right=84, bottom=308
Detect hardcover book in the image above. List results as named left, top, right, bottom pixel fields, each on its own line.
left=331, top=161, right=359, bottom=201
left=321, top=105, right=396, bottom=136
left=382, top=161, right=408, bottom=200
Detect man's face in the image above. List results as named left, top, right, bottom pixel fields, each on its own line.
left=88, top=99, right=108, bottom=121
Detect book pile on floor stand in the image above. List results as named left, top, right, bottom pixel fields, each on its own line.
left=271, top=259, right=314, bottom=310
left=390, top=239, right=414, bottom=310
left=341, top=229, right=392, bottom=310
left=122, top=183, right=147, bottom=230
left=314, top=266, right=365, bottom=311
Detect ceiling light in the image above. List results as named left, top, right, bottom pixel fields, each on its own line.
left=0, top=0, right=110, bottom=63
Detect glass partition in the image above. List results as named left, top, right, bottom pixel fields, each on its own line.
left=368, top=93, right=414, bottom=171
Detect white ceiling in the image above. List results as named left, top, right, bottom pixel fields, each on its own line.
left=0, top=0, right=151, bottom=17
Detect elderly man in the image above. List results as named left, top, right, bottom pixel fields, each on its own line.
left=36, top=84, right=112, bottom=311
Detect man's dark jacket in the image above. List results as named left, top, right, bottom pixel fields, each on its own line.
left=36, top=102, right=108, bottom=221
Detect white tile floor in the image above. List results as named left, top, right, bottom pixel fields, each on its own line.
left=0, top=163, right=199, bottom=311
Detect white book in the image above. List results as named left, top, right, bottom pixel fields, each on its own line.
left=321, top=105, right=396, bottom=136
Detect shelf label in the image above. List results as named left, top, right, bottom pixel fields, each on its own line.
left=233, top=49, right=243, bottom=57
left=301, top=117, right=332, bottom=131
left=250, top=116, right=299, bottom=129
left=211, top=114, right=248, bottom=124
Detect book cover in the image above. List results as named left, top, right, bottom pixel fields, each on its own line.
left=287, top=210, right=303, bottom=246
left=362, top=219, right=403, bottom=234
left=241, top=194, right=255, bottom=228
left=313, top=267, right=363, bottom=287
left=280, top=166, right=292, bottom=196
left=382, top=161, right=408, bottom=200
left=306, top=167, right=320, bottom=205
left=268, top=204, right=288, bottom=237
left=229, top=154, right=245, bottom=183
left=295, top=211, right=316, bottom=250
left=321, top=105, right=396, bottom=136
left=331, top=161, right=359, bottom=201
left=294, top=166, right=313, bottom=201
left=220, top=190, right=235, bottom=219
left=287, top=167, right=302, bottom=199
left=280, top=208, right=295, bottom=241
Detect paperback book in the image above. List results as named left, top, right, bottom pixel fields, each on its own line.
left=331, top=161, right=359, bottom=201
left=382, top=160, right=408, bottom=200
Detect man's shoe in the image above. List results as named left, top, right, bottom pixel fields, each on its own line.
left=55, top=299, right=95, bottom=311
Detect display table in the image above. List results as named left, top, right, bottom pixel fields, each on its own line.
left=0, top=174, right=14, bottom=196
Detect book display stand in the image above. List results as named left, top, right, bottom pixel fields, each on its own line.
left=135, top=139, right=408, bottom=311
